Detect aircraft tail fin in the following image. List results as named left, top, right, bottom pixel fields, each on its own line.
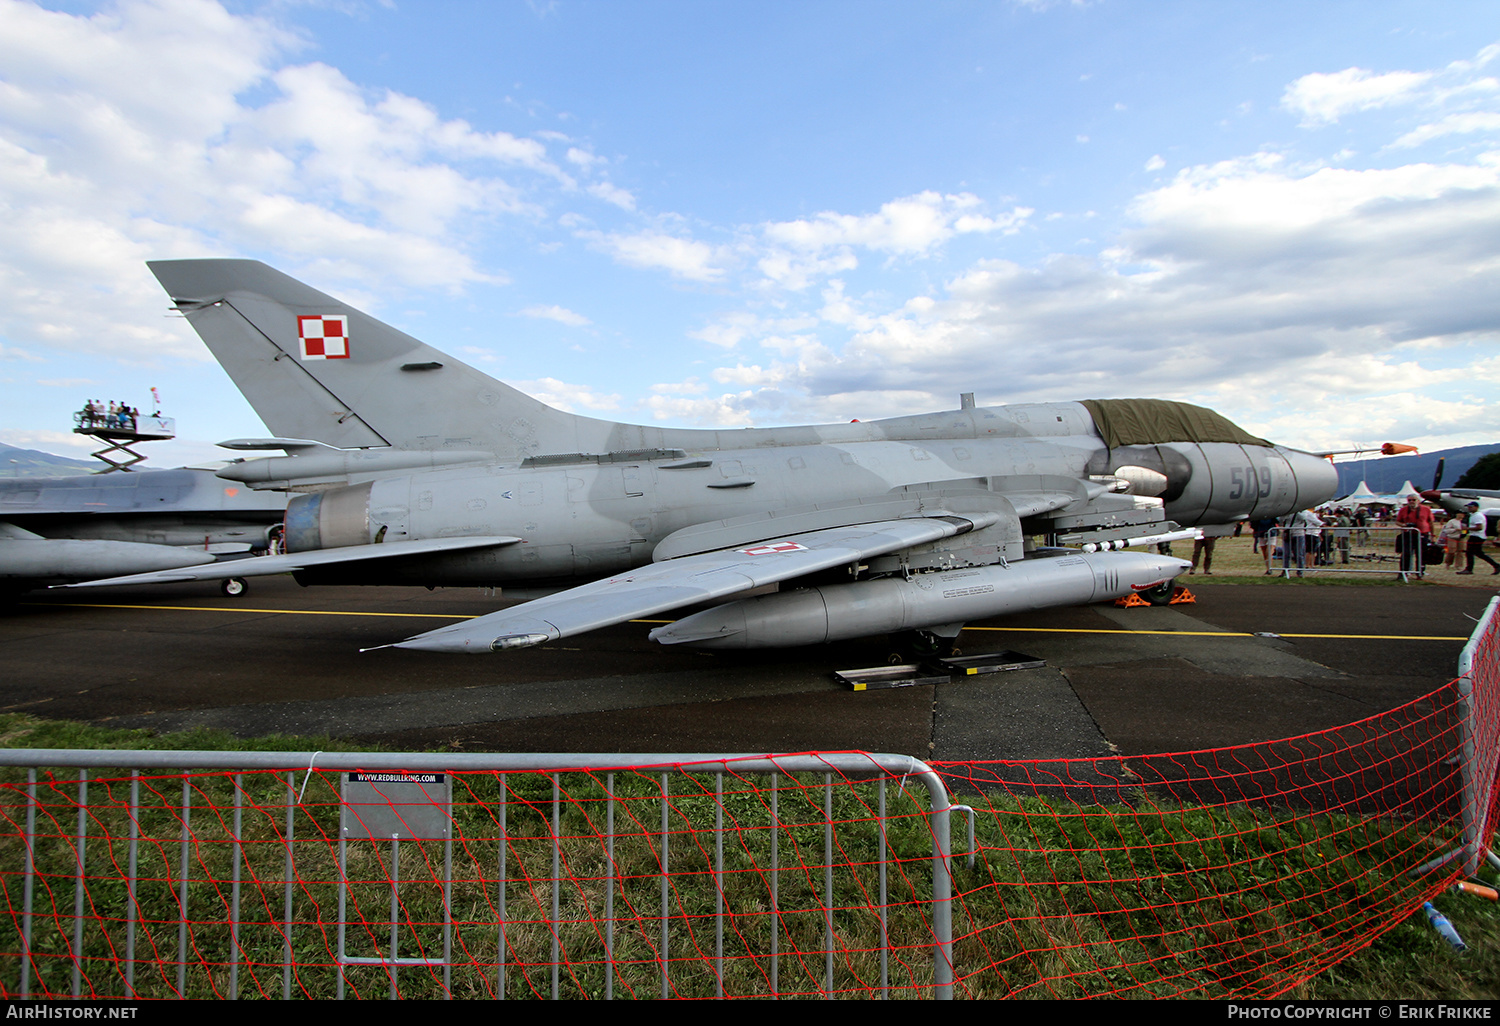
left=148, top=259, right=613, bottom=458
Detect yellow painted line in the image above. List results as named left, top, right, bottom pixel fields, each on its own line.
left=962, top=626, right=1467, bottom=641
left=26, top=604, right=1468, bottom=641
left=1268, top=633, right=1468, bottom=641
left=967, top=626, right=1252, bottom=637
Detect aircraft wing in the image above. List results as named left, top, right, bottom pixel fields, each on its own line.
left=391, top=512, right=999, bottom=653
left=62, top=536, right=522, bottom=588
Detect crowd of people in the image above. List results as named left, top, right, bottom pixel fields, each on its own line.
left=1244, top=495, right=1498, bottom=577
left=76, top=400, right=140, bottom=433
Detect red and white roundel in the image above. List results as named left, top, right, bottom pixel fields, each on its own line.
left=298, top=315, right=350, bottom=360
left=737, top=540, right=808, bottom=556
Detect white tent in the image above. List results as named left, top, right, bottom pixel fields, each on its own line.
left=1341, top=480, right=1382, bottom=505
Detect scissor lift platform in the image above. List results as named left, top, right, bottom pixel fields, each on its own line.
left=73, top=412, right=176, bottom=472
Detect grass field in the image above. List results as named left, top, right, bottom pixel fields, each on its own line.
left=1176, top=532, right=1500, bottom=589
left=1, top=714, right=1495, bottom=1000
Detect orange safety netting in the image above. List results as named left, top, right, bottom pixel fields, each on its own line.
left=937, top=676, right=1486, bottom=997
left=1, top=678, right=1495, bottom=999
left=3, top=763, right=946, bottom=999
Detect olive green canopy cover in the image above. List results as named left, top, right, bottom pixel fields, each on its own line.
left=1080, top=398, right=1271, bottom=449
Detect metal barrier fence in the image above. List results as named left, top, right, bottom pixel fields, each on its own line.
left=0, top=752, right=955, bottom=1000
left=1266, top=525, right=1427, bottom=580
left=1415, top=595, right=1500, bottom=880
left=3, top=606, right=1498, bottom=999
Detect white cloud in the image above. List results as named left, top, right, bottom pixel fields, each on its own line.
left=644, top=392, right=758, bottom=427
left=234, top=193, right=501, bottom=289
left=587, top=181, right=636, bottom=210
left=249, top=62, right=557, bottom=230
left=649, top=378, right=706, bottom=395
left=583, top=230, right=725, bottom=281
left=688, top=311, right=759, bottom=348
left=751, top=193, right=1031, bottom=291
left=565, top=146, right=601, bottom=169
left=520, top=304, right=591, bottom=327
left=1129, top=153, right=1499, bottom=239
left=754, top=246, right=858, bottom=291
left=650, top=133, right=1500, bottom=449
left=458, top=345, right=499, bottom=363
left=1237, top=389, right=1498, bottom=454
left=0, top=0, right=589, bottom=368
left=1282, top=67, right=1432, bottom=126
left=509, top=376, right=621, bottom=412
left=688, top=310, right=819, bottom=349
left=0, top=428, right=95, bottom=453
left=762, top=191, right=1027, bottom=256
left=1391, top=112, right=1500, bottom=149
left=711, top=362, right=794, bottom=387
left=1282, top=45, right=1500, bottom=135
left=3, top=2, right=1497, bottom=457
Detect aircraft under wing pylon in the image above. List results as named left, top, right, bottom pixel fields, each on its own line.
left=390, top=513, right=1000, bottom=652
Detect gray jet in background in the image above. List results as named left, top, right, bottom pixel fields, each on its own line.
left=2, top=466, right=286, bottom=596
left=74, top=260, right=1338, bottom=654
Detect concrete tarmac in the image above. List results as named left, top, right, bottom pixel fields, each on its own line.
left=1, top=577, right=1491, bottom=761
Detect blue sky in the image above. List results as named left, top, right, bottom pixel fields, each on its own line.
left=2, top=0, right=1499, bottom=466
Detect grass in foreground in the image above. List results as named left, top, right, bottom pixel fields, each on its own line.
left=0, top=714, right=1495, bottom=1000
left=1180, top=534, right=1500, bottom=589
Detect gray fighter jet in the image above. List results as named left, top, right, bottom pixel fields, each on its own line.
left=73, top=259, right=1338, bottom=654
left=1420, top=459, right=1500, bottom=526
left=2, top=466, right=286, bottom=595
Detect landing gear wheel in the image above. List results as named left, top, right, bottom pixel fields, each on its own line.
left=888, top=630, right=957, bottom=662
left=221, top=577, right=248, bottom=598
left=1140, top=581, right=1175, bottom=606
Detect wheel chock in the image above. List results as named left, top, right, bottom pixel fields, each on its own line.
left=1115, top=585, right=1196, bottom=608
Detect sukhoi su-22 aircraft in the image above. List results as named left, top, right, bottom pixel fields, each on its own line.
left=75, top=260, right=1339, bottom=655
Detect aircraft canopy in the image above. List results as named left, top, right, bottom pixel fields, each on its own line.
left=1081, top=398, right=1271, bottom=449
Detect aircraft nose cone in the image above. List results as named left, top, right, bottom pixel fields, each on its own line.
left=1284, top=449, right=1339, bottom=509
